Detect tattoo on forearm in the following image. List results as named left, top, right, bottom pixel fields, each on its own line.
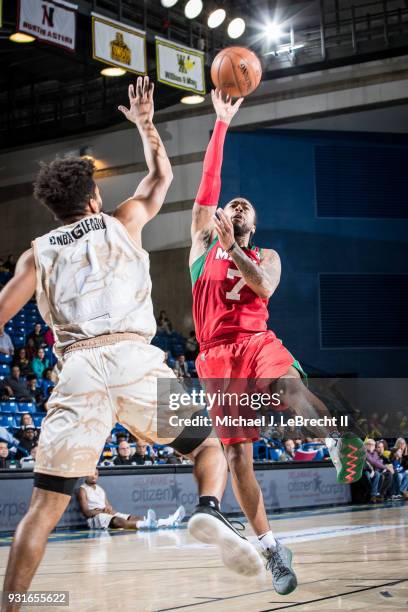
left=230, top=247, right=265, bottom=286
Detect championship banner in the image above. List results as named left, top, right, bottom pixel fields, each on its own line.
left=156, top=36, right=205, bottom=94
left=18, top=0, right=77, bottom=51
left=92, top=13, right=146, bottom=75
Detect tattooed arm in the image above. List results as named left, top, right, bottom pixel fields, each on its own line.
left=213, top=208, right=281, bottom=299
left=114, top=76, right=173, bottom=242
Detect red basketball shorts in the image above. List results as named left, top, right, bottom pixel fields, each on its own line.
left=196, top=331, right=295, bottom=445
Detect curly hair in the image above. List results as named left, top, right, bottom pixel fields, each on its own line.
left=33, top=157, right=97, bottom=222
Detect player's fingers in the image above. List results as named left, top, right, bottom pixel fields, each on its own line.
left=149, top=81, right=155, bottom=99
left=143, top=75, right=149, bottom=96
left=233, top=97, right=244, bottom=110
left=118, top=105, right=129, bottom=117
left=128, top=84, right=135, bottom=100
left=136, top=76, right=143, bottom=98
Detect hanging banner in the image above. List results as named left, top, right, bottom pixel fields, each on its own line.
left=156, top=36, right=206, bottom=94
left=92, top=13, right=146, bottom=75
left=18, top=0, right=77, bottom=51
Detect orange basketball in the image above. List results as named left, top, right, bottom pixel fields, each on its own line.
left=211, top=47, right=262, bottom=98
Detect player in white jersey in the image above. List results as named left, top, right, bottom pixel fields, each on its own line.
left=1, top=77, right=263, bottom=610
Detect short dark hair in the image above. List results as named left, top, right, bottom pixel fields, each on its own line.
left=33, top=157, right=96, bottom=222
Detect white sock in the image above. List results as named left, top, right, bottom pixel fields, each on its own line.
left=258, top=530, right=277, bottom=550
left=136, top=517, right=148, bottom=529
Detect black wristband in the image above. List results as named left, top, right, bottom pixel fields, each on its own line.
left=227, top=241, right=236, bottom=253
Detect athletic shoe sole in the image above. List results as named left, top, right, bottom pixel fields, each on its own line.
left=188, top=513, right=264, bottom=577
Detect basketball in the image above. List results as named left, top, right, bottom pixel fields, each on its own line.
left=211, top=47, right=262, bottom=98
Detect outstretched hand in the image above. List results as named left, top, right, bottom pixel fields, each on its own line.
left=213, top=208, right=235, bottom=251
left=118, top=75, right=154, bottom=127
left=211, top=88, right=243, bottom=125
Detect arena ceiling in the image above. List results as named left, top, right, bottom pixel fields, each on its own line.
left=0, top=0, right=407, bottom=149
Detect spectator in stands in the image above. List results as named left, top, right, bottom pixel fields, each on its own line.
left=0, top=442, right=11, bottom=469
left=376, top=439, right=391, bottom=461
left=157, top=310, right=172, bottom=335
left=0, top=379, right=9, bottom=401
left=44, top=328, right=55, bottom=348
left=390, top=448, right=408, bottom=499
left=15, top=425, right=38, bottom=460
left=26, top=377, right=45, bottom=409
left=19, top=413, right=34, bottom=428
left=174, top=354, right=190, bottom=379
left=4, top=366, right=32, bottom=401
left=294, top=438, right=303, bottom=450
left=133, top=440, right=153, bottom=465
left=113, top=440, right=139, bottom=466
left=41, top=367, right=55, bottom=398
left=4, top=254, right=16, bottom=274
left=279, top=439, right=296, bottom=462
left=393, top=438, right=408, bottom=469
left=13, top=348, right=32, bottom=377
left=185, top=331, right=199, bottom=361
left=27, top=323, right=46, bottom=351
left=30, top=348, right=50, bottom=380
left=25, top=338, right=37, bottom=361
left=365, top=438, right=393, bottom=500
left=78, top=469, right=185, bottom=530
left=20, top=445, right=38, bottom=468
left=0, top=324, right=14, bottom=356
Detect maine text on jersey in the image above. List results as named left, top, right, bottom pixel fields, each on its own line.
left=49, top=216, right=106, bottom=246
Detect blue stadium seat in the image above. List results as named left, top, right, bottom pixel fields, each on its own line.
left=253, top=441, right=268, bottom=461
left=0, top=401, right=18, bottom=413
left=17, top=402, right=35, bottom=414
left=33, top=414, right=44, bottom=428
left=10, top=335, right=25, bottom=348
left=0, top=364, right=10, bottom=376
left=0, top=354, right=12, bottom=364
left=269, top=448, right=283, bottom=461
left=0, top=414, right=16, bottom=428
left=313, top=448, right=326, bottom=461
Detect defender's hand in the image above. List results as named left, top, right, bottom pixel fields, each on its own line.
left=211, top=89, right=243, bottom=125
left=118, top=76, right=154, bottom=126
left=213, top=208, right=235, bottom=251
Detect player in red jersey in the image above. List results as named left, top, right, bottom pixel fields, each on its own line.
left=187, top=90, right=366, bottom=594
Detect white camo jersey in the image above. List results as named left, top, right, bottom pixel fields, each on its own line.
left=32, top=212, right=156, bottom=357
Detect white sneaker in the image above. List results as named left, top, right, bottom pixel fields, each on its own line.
left=157, top=505, right=186, bottom=528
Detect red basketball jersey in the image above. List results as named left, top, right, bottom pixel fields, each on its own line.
left=191, top=238, right=269, bottom=349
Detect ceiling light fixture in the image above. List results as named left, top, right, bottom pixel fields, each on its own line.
left=227, top=17, right=246, bottom=39
left=100, top=66, right=127, bottom=77
left=9, top=32, right=35, bottom=43
left=208, top=8, right=226, bottom=29
left=185, top=0, right=203, bottom=19
left=181, top=94, right=205, bottom=104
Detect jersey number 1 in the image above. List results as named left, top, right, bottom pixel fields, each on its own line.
left=226, top=268, right=246, bottom=301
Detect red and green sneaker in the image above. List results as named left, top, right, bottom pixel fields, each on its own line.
left=325, top=433, right=366, bottom=484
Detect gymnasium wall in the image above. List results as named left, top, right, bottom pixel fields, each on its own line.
left=221, top=129, right=408, bottom=377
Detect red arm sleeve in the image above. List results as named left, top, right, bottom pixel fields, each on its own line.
left=195, top=120, right=228, bottom=206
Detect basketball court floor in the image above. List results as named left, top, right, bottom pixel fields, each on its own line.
left=0, top=503, right=406, bottom=611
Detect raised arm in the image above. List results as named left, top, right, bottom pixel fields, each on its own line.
left=190, top=90, right=243, bottom=265
left=114, top=76, right=173, bottom=243
left=0, top=249, right=36, bottom=327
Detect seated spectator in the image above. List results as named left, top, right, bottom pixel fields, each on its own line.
left=78, top=469, right=185, bottom=530
left=41, top=367, right=55, bottom=397
left=0, top=441, right=11, bottom=469
left=157, top=310, right=172, bottom=335
left=279, top=439, right=295, bottom=462
left=0, top=379, right=9, bottom=400
left=26, top=377, right=46, bottom=408
left=31, top=348, right=50, bottom=380
left=185, top=331, right=199, bottom=361
left=376, top=439, right=391, bottom=461
left=13, top=348, right=32, bottom=377
left=113, top=440, right=139, bottom=466
left=18, top=413, right=34, bottom=430
left=365, top=438, right=393, bottom=501
left=390, top=448, right=408, bottom=499
left=174, top=354, right=190, bottom=379
left=393, top=438, right=408, bottom=469
left=4, top=254, right=16, bottom=274
left=15, top=425, right=38, bottom=460
left=20, top=445, right=38, bottom=468
left=44, top=328, right=55, bottom=348
left=25, top=338, right=37, bottom=361
left=27, top=323, right=46, bottom=351
left=0, top=324, right=14, bottom=356
left=133, top=440, right=153, bottom=465
left=4, top=366, right=32, bottom=401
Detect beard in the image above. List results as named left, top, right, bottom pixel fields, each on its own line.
left=232, top=219, right=252, bottom=238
